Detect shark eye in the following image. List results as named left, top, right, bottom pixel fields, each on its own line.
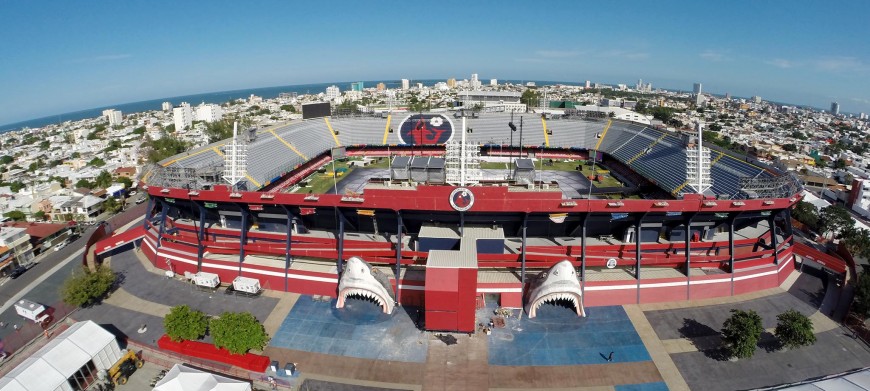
left=361, top=268, right=365, bottom=273
left=554, top=270, right=559, bottom=276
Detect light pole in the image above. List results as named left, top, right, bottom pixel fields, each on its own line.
left=509, top=111, right=517, bottom=180
left=331, top=158, right=338, bottom=194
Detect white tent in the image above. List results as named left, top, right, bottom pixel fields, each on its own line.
left=153, top=364, right=251, bottom=391
left=0, top=320, right=122, bottom=391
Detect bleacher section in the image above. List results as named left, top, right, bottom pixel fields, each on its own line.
left=156, top=113, right=780, bottom=198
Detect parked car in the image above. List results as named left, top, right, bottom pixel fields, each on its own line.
left=135, top=196, right=147, bottom=204
left=54, top=241, right=68, bottom=251
left=129, top=190, right=137, bottom=196
left=9, top=266, right=27, bottom=279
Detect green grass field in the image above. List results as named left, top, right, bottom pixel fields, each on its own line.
left=294, top=157, right=390, bottom=194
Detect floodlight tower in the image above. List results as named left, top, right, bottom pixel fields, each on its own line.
left=222, top=122, right=247, bottom=189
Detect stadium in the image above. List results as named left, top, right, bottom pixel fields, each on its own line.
left=99, top=107, right=803, bottom=333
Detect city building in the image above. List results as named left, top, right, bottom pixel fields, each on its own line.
left=325, top=85, right=341, bottom=100
left=401, top=79, right=410, bottom=90
left=173, top=102, right=193, bottom=131
left=162, top=101, right=173, bottom=111
left=447, top=78, right=456, bottom=88
left=102, top=109, right=122, bottom=126
left=585, top=80, right=591, bottom=89
left=350, top=82, right=364, bottom=92
left=831, top=102, right=840, bottom=115
left=490, top=79, right=498, bottom=86
left=0, top=226, right=34, bottom=269
left=461, top=90, right=525, bottom=111
left=471, top=73, right=481, bottom=89
left=693, top=83, right=702, bottom=95
left=376, top=83, right=385, bottom=91
left=195, top=103, right=223, bottom=123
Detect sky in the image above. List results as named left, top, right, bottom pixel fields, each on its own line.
left=1, top=1, right=869, bottom=126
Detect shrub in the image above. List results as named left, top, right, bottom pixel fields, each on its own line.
left=61, top=266, right=116, bottom=307
left=164, top=305, right=209, bottom=342
left=210, top=312, right=270, bottom=354
left=775, top=310, right=816, bottom=349
left=721, top=309, right=763, bottom=359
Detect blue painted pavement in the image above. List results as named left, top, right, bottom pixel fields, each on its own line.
left=270, top=296, right=428, bottom=363
left=486, top=303, right=652, bottom=366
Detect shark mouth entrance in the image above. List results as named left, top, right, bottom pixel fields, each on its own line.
left=336, top=257, right=395, bottom=314
left=525, top=260, right=585, bottom=318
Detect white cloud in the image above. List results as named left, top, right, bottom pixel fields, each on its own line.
left=764, top=58, right=795, bottom=69
left=600, top=50, right=649, bottom=60
left=699, top=49, right=730, bottom=62
left=850, top=97, right=870, bottom=105
left=535, top=50, right=582, bottom=58
left=812, top=56, right=866, bottom=72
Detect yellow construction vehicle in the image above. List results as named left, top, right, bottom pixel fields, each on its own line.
left=108, top=349, right=143, bottom=385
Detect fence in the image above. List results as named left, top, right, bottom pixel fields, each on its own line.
left=127, top=339, right=294, bottom=390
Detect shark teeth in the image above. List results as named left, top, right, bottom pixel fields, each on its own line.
left=337, top=288, right=389, bottom=313
left=532, top=293, right=580, bottom=314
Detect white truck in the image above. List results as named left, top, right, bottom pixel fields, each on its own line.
left=231, top=276, right=261, bottom=295
left=192, top=272, right=220, bottom=289
left=14, top=299, right=50, bottom=323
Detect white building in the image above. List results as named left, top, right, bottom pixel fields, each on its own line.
left=0, top=226, right=34, bottom=266
left=325, top=85, right=340, bottom=100
left=173, top=102, right=193, bottom=131
left=401, top=79, right=410, bottom=90
left=470, top=73, right=481, bottom=89
left=161, top=101, right=173, bottom=111
left=195, top=103, right=223, bottom=123
left=101, top=109, right=122, bottom=126
left=490, top=79, right=498, bottom=86
left=0, top=320, right=123, bottom=391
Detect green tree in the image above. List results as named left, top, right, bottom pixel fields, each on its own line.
left=783, top=144, right=797, bottom=152
left=132, top=126, right=146, bottom=135
left=39, top=140, right=51, bottom=149
left=209, top=312, right=270, bottom=354
left=791, top=201, right=819, bottom=230
left=0, top=155, right=12, bottom=164
left=833, top=158, right=847, bottom=169
left=75, top=179, right=95, bottom=189
left=94, top=170, right=113, bottom=188
left=3, top=211, right=26, bottom=221
left=144, top=134, right=191, bottom=163
left=818, top=204, right=853, bottom=239
left=33, top=211, right=46, bottom=221
left=774, top=309, right=816, bottom=349
left=721, top=309, right=763, bottom=359
left=70, top=152, right=80, bottom=159
left=61, top=266, right=117, bottom=307
left=164, top=305, right=209, bottom=342
left=8, top=181, right=24, bottom=193
left=280, top=104, right=296, bottom=113
left=103, top=197, right=122, bottom=214
left=204, top=120, right=235, bottom=143
left=853, top=272, right=870, bottom=320
left=520, top=89, right=539, bottom=109
left=89, top=157, right=106, bottom=167
left=841, top=226, right=870, bottom=259
left=117, top=176, right=133, bottom=189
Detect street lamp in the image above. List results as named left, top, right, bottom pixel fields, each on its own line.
left=509, top=111, right=517, bottom=177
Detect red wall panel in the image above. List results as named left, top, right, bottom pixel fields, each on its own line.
left=426, top=310, right=457, bottom=331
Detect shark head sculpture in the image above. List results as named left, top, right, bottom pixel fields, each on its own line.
left=524, top=260, right=585, bottom=318
left=336, top=256, right=395, bottom=314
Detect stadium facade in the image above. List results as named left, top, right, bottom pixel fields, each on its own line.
left=101, top=111, right=802, bottom=333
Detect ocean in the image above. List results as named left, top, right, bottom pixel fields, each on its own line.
left=0, top=79, right=583, bottom=133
